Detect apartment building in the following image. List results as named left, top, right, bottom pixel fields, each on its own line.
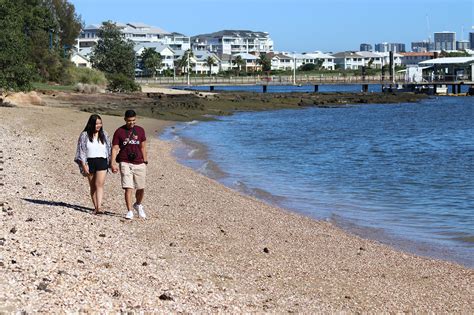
left=359, top=43, right=373, bottom=52
left=300, top=52, right=336, bottom=70
left=399, top=52, right=435, bottom=66
left=332, top=51, right=365, bottom=69
left=76, top=22, right=190, bottom=51
left=356, top=51, right=384, bottom=68
left=191, top=30, right=274, bottom=55
left=456, top=40, right=470, bottom=51
left=434, top=32, right=456, bottom=51
left=134, top=43, right=175, bottom=70
left=411, top=40, right=434, bottom=52
left=375, top=42, right=406, bottom=53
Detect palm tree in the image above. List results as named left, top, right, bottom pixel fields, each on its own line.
left=233, top=55, right=245, bottom=76
left=176, top=49, right=194, bottom=75
left=141, top=48, right=163, bottom=78
left=204, top=56, right=216, bottom=75
left=257, top=53, right=271, bottom=73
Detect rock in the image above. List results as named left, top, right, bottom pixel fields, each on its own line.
left=169, top=242, right=177, bottom=247
left=99, top=233, right=106, bottom=237
left=142, top=262, right=148, bottom=266
left=10, top=227, right=17, bottom=234
left=35, top=182, right=42, bottom=185
left=0, top=238, right=5, bottom=246
left=112, top=290, right=120, bottom=297
left=77, top=259, right=84, bottom=264
left=159, top=293, right=174, bottom=301
left=37, top=282, right=52, bottom=292
left=263, top=247, right=270, bottom=254
left=25, top=218, right=34, bottom=222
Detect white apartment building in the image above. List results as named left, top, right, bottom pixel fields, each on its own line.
left=134, top=43, right=175, bottom=70
left=356, top=51, right=384, bottom=68
left=173, top=50, right=221, bottom=74
left=76, top=22, right=190, bottom=51
left=332, top=51, right=402, bottom=70
left=332, top=51, right=365, bottom=69
left=301, top=51, right=336, bottom=70
left=267, top=53, right=293, bottom=70
left=191, top=30, right=274, bottom=55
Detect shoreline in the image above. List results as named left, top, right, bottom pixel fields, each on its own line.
left=1, top=98, right=473, bottom=312
left=163, top=117, right=474, bottom=269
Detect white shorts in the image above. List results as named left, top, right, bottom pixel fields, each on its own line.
left=120, top=162, right=146, bottom=190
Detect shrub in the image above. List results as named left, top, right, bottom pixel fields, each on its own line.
left=106, top=73, right=141, bottom=92
left=299, top=63, right=316, bottom=71
left=65, top=66, right=107, bottom=86
left=75, top=83, right=103, bottom=94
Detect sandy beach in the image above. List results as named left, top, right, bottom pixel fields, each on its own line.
left=0, top=96, right=473, bottom=312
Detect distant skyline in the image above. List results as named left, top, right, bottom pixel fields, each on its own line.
left=70, top=0, right=474, bottom=52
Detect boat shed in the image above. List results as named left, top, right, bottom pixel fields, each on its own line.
left=419, top=57, right=474, bottom=82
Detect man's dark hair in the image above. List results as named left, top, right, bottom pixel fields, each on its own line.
left=125, top=109, right=136, bottom=118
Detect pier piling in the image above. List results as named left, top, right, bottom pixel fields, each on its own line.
left=314, top=85, right=319, bottom=93
left=262, top=85, right=267, bottom=93
left=362, top=84, right=369, bottom=93
left=210, top=86, right=214, bottom=92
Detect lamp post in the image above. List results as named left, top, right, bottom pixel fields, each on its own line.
left=293, top=52, right=297, bottom=85
left=186, top=50, right=190, bottom=86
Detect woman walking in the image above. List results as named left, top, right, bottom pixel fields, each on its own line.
left=75, top=114, right=112, bottom=215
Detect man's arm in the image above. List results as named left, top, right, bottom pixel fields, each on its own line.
left=111, top=144, right=120, bottom=173
left=140, top=140, right=147, bottom=164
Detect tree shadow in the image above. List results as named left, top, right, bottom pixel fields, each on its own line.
left=22, top=198, right=121, bottom=217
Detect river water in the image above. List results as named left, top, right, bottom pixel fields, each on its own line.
left=162, top=94, right=474, bottom=267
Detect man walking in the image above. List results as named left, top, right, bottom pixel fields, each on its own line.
left=111, top=110, right=148, bottom=219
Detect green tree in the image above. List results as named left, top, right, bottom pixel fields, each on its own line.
left=440, top=50, right=469, bottom=57
left=257, top=53, right=272, bottom=72
left=0, top=1, right=35, bottom=90
left=141, top=48, right=163, bottom=78
left=0, top=0, right=82, bottom=90
left=51, top=0, right=83, bottom=54
left=299, top=63, right=316, bottom=71
left=233, top=55, right=245, bottom=75
left=90, top=21, right=139, bottom=92
left=204, top=56, right=216, bottom=75
left=176, top=49, right=194, bottom=75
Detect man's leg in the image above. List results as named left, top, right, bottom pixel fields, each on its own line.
left=124, top=188, right=134, bottom=211
left=135, top=189, right=144, bottom=204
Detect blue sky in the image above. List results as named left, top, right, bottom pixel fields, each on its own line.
left=70, top=0, right=473, bottom=52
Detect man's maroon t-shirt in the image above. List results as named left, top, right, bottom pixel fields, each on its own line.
left=112, top=125, right=146, bottom=164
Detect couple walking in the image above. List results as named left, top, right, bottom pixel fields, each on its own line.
left=74, top=110, right=148, bottom=219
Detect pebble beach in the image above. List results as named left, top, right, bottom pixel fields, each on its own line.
left=0, top=95, right=473, bottom=312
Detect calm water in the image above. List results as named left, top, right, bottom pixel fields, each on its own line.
left=163, top=96, right=474, bottom=267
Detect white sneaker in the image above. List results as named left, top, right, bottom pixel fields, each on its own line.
left=134, top=203, right=147, bottom=219
left=125, top=210, right=134, bottom=220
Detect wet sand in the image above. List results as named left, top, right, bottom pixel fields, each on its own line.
left=0, top=98, right=472, bottom=312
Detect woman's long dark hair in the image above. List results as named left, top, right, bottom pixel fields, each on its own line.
left=83, top=114, right=106, bottom=144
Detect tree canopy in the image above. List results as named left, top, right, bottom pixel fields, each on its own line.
left=0, top=0, right=82, bottom=91
left=257, top=53, right=272, bottom=72
left=90, top=21, right=139, bottom=91
left=140, top=48, right=163, bottom=77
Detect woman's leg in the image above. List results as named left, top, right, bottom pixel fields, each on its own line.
left=87, top=174, right=97, bottom=212
left=94, top=170, right=107, bottom=213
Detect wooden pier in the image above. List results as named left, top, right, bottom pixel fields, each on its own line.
left=137, top=75, right=474, bottom=95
